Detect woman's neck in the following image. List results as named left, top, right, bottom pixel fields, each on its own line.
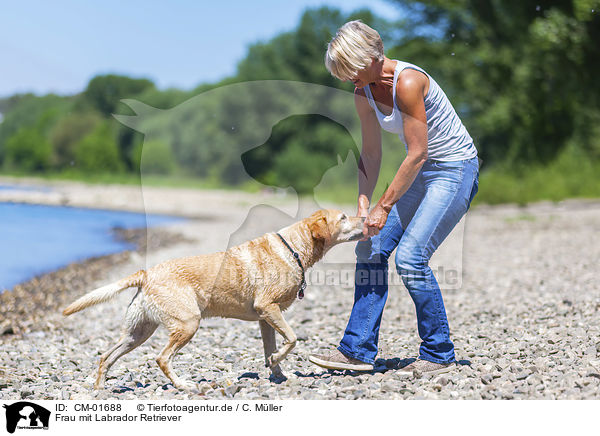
left=370, top=57, right=397, bottom=89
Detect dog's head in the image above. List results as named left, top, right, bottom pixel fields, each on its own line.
left=306, top=209, right=364, bottom=247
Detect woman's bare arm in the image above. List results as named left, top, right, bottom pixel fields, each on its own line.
left=354, top=87, right=382, bottom=217
left=365, top=69, right=429, bottom=235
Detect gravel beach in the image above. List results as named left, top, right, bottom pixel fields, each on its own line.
left=1, top=178, right=599, bottom=400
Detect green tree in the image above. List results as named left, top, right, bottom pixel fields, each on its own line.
left=50, top=112, right=101, bottom=169
left=4, top=127, right=53, bottom=172
left=133, top=139, right=178, bottom=175
left=3, top=105, right=67, bottom=172
left=236, top=7, right=392, bottom=87
left=389, top=0, right=600, bottom=168
left=0, top=94, right=70, bottom=163
left=81, top=74, right=155, bottom=116
left=74, top=121, right=124, bottom=173
left=241, top=114, right=358, bottom=194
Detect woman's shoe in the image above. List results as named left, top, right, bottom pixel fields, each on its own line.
left=308, top=348, right=374, bottom=371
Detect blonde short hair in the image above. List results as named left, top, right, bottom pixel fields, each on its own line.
left=325, top=20, right=384, bottom=81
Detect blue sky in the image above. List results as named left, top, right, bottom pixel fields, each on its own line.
left=0, top=0, right=403, bottom=98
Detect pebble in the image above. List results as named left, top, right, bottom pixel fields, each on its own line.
left=1, top=201, right=600, bottom=400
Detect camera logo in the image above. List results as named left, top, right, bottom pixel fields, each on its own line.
left=2, top=402, right=50, bottom=434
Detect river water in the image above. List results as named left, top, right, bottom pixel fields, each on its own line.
left=0, top=202, right=182, bottom=291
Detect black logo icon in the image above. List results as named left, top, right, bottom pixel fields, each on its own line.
left=2, top=402, right=50, bottom=434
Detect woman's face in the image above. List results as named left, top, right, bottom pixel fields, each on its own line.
left=348, top=59, right=375, bottom=88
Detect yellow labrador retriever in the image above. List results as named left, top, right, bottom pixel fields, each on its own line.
left=63, top=209, right=364, bottom=391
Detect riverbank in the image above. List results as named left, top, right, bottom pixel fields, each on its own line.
left=0, top=175, right=294, bottom=218
left=1, top=178, right=600, bottom=400
left=0, top=227, right=191, bottom=335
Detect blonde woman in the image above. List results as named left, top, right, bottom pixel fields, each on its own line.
left=309, top=20, right=479, bottom=376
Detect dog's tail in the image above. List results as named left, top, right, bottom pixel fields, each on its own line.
left=62, top=270, right=146, bottom=316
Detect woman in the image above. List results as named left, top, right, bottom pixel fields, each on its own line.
left=308, top=20, right=479, bottom=376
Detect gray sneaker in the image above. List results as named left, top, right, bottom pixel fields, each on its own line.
left=397, top=359, right=456, bottom=377
left=308, top=348, right=374, bottom=371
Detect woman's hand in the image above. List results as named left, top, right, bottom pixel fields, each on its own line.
left=362, top=203, right=389, bottom=239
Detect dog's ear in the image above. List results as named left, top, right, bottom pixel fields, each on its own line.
left=308, top=212, right=329, bottom=241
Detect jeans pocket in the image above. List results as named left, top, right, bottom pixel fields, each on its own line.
left=467, top=171, right=479, bottom=209
left=432, top=160, right=464, bottom=170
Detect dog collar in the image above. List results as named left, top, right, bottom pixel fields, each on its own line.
left=275, top=232, right=306, bottom=299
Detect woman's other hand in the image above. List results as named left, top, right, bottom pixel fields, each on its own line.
left=362, top=203, right=389, bottom=239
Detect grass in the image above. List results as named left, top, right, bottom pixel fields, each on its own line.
left=317, top=147, right=600, bottom=207
left=3, top=146, right=599, bottom=207
left=503, top=214, right=537, bottom=223
left=474, top=146, right=600, bottom=206
left=0, top=169, right=261, bottom=192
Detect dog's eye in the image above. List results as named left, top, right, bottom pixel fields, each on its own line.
left=340, top=214, right=347, bottom=221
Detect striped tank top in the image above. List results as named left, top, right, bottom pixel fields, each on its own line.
left=364, top=60, right=477, bottom=161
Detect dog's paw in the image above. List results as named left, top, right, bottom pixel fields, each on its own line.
left=176, top=380, right=199, bottom=393
left=83, top=371, right=97, bottom=386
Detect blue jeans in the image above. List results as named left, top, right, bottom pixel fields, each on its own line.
left=338, top=156, right=479, bottom=364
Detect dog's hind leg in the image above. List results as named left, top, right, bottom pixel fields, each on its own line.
left=94, top=292, right=158, bottom=390
left=259, top=320, right=285, bottom=380
left=156, top=316, right=200, bottom=391
left=254, top=303, right=297, bottom=368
